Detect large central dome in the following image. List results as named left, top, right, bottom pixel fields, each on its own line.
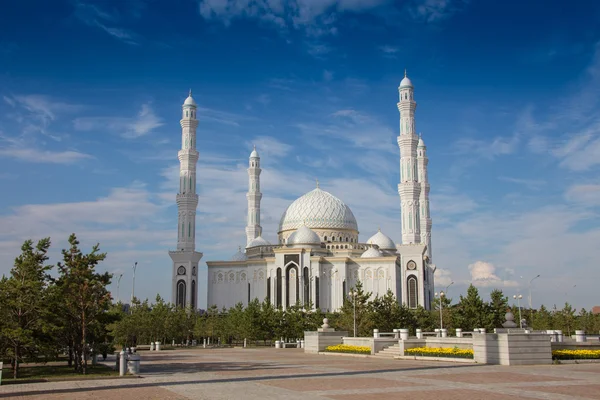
left=278, top=188, right=358, bottom=233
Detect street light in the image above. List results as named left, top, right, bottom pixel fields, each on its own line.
left=435, top=291, right=445, bottom=329
left=131, top=262, right=138, bottom=304
left=348, top=290, right=357, bottom=337
left=445, top=281, right=454, bottom=295
left=513, top=294, right=523, bottom=328
left=116, top=273, right=123, bottom=303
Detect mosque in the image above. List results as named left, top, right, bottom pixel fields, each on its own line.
left=170, top=72, right=436, bottom=312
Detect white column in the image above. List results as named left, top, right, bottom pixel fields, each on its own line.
left=397, top=71, right=421, bottom=244
left=417, top=137, right=432, bottom=260
left=246, top=146, right=262, bottom=245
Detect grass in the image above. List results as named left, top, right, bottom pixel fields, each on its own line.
left=1, top=364, right=120, bottom=385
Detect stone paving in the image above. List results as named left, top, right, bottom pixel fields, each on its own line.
left=1, top=347, right=599, bottom=399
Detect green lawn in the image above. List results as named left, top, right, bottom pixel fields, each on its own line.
left=1, top=364, right=119, bottom=384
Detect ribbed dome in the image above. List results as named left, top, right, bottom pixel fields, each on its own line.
left=246, top=236, right=270, bottom=248
left=418, top=137, right=425, bottom=148
left=231, top=247, right=247, bottom=261
left=361, top=247, right=382, bottom=258
left=279, top=188, right=358, bottom=233
left=289, top=225, right=321, bottom=245
left=367, top=229, right=396, bottom=250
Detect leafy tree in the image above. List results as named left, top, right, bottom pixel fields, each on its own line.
left=0, top=239, right=54, bottom=378
left=56, top=234, right=111, bottom=374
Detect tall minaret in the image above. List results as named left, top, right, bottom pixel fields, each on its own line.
left=417, top=135, right=432, bottom=259
left=245, top=145, right=262, bottom=245
left=169, top=90, right=202, bottom=309
left=397, top=70, right=421, bottom=244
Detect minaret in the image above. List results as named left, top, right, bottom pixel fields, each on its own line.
left=397, top=70, right=421, bottom=244
left=169, top=90, right=203, bottom=309
left=245, top=145, right=262, bottom=245
left=417, top=135, right=432, bottom=259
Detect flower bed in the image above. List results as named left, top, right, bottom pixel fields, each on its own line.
left=325, top=344, right=371, bottom=355
left=404, top=347, right=474, bottom=359
left=552, top=349, right=600, bottom=360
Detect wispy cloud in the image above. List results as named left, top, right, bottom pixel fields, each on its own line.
left=409, top=0, right=470, bottom=23
left=378, top=45, right=399, bottom=58
left=74, top=1, right=141, bottom=45
left=73, top=103, right=163, bottom=138
left=565, top=184, right=600, bottom=207
left=0, top=147, right=93, bottom=164
left=498, top=176, right=546, bottom=190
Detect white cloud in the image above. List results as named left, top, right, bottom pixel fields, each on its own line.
left=0, top=147, right=93, bottom=164
left=378, top=45, right=399, bottom=56
left=74, top=2, right=140, bottom=45
left=409, top=0, right=469, bottom=23
left=433, top=268, right=453, bottom=288
left=248, top=136, right=293, bottom=159
left=468, top=261, right=518, bottom=288
left=73, top=103, right=163, bottom=138
left=565, top=184, right=600, bottom=207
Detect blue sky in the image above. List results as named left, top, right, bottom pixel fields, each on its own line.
left=1, top=0, right=600, bottom=310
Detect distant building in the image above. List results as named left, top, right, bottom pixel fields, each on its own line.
left=592, top=306, right=600, bottom=315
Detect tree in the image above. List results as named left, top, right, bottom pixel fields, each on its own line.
left=532, top=304, right=553, bottom=330
left=453, top=284, right=487, bottom=331
left=0, top=238, right=54, bottom=378
left=370, top=290, right=415, bottom=332
left=486, top=289, right=508, bottom=330
left=56, top=234, right=111, bottom=374
left=337, top=280, right=372, bottom=336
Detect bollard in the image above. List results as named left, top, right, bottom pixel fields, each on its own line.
left=203, top=338, right=206, bottom=348
left=455, top=328, right=463, bottom=338
left=373, top=329, right=379, bottom=338
left=399, top=329, right=409, bottom=341
left=479, top=328, right=486, bottom=334
left=416, top=328, right=422, bottom=339
left=127, top=354, right=141, bottom=374
left=244, top=338, right=247, bottom=348
left=172, top=339, right=175, bottom=346
left=275, top=340, right=281, bottom=349
left=156, top=341, right=161, bottom=351
left=441, top=328, right=448, bottom=338
left=434, top=328, right=440, bottom=338
left=119, top=350, right=127, bottom=376
left=300, top=340, right=305, bottom=349
left=576, top=330, right=586, bottom=343
left=393, top=329, right=399, bottom=339
left=150, top=342, right=155, bottom=351
left=556, top=330, right=563, bottom=343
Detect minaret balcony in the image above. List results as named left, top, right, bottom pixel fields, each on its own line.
left=176, top=193, right=199, bottom=205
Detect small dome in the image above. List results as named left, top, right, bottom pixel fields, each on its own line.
left=183, top=89, right=196, bottom=106
left=399, top=70, right=413, bottom=88
left=231, top=247, right=247, bottom=261
left=418, top=136, right=425, bottom=148
left=250, top=145, right=259, bottom=158
left=247, top=236, right=271, bottom=248
left=361, top=247, right=382, bottom=258
left=367, top=229, right=396, bottom=250
left=290, top=225, right=321, bottom=245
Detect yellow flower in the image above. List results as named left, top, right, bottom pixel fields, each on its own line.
left=325, top=344, right=371, bottom=354
left=405, top=347, right=473, bottom=358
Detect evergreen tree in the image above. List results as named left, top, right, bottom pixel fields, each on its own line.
left=337, top=280, right=372, bottom=336
left=370, top=290, right=416, bottom=332
left=486, top=289, right=508, bottom=330
left=532, top=304, right=553, bottom=330
left=453, top=284, right=487, bottom=331
left=0, top=238, right=54, bottom=378
left=412, top=306, right=435, bottom=333
left=56, top=234, right=111, bottom=374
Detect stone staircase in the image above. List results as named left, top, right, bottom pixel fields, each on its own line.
left=372, top=344, right=401, bottom=359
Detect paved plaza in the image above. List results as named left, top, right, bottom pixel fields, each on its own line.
left=1, top=348, right=599, bottom=399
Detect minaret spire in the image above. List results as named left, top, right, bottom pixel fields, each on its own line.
left=245, top=146, right=262, bottom=245
left=417, top=135, right=432, bottom=260
left=397, top=71, right=421, bottom=244
left=169, top=90, right=203, bottom=310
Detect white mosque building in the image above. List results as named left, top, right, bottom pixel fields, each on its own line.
left=171, top=73, right=436, bottom=312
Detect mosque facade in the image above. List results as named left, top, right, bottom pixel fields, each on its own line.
left=172, top=74, right=436, bottom=311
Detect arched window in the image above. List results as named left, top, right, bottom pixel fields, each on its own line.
left=303, top=267, right=310, bottom=306
left=324, top=236, right=327, bottom=241
left=191, top=280, right=196, bottom=310
left=276, top=268, right=282, bottom=308
left=266, top=277, right=271, bottom=301
left=186, top=110, right=188, bottom=117
left=177, top=280, right=186, bottom=308
left=407, top=276, right=418, bottom=308
left=345, top=237, right=348, bottom=242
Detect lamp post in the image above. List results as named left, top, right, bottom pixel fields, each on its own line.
left=116, top=273, right=123, bottom=303
left=131, top=262, right=138, bottom=304
left=435, top=291, right=445, bottom=329
left=513, top=294, right=523, bottom=328
left=445, top=281, right=454, bottom=296
left=348, top=290, right=357, bottom=337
